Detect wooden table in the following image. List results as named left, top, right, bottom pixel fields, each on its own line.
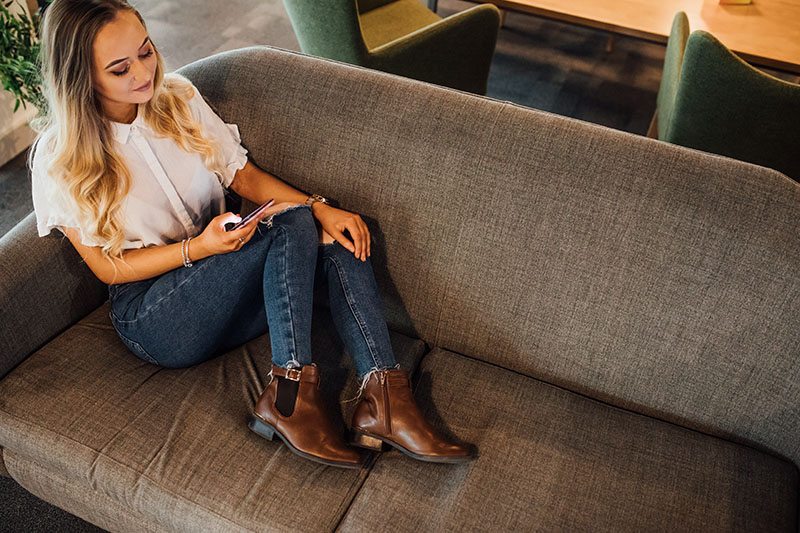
left=431, top=0, right=800, bottom=74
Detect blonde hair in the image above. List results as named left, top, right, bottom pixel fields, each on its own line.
left=30, top=0, right=229, bottom=262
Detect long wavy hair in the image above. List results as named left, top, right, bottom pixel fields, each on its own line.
left=30, top=0, right=228, bottom=262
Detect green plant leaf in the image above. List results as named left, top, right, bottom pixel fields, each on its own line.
left=0, top=0, right=46, bottom=113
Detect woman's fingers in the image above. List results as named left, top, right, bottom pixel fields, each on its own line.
left=359, top=217, right=371, bottom=259
left=345, top=216, right=371, bottom=261
left=354, top=216, right=371, bottom=261
left=243, top=221, right=262, bottom=245
left=329, top=227, right=356, bottom=254
left=314, top=205, right=371, bottom=261
left=215, top=212, right=242, bottom=231
left=228, top=223, right=255, bottom=249
left=350, top=221, right=363, bottom=260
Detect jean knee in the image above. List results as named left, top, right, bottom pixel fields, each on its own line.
left=273, top=205, right=316, bottom=241
left=322, top=241, right=372, bottom=269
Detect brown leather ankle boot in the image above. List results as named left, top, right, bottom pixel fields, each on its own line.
left=350, top=369, right=476, bottom=463
left=251, top=364, right=364, bottom=469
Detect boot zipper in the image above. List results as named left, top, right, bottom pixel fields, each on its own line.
left=381, top=372, right=390, bottom=435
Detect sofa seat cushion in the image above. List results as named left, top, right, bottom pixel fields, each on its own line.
left=0, top=302, right=426, bottom=532
left=4, top=450, right=162, bottom=533
left=340, top=349, right=799, bottom=531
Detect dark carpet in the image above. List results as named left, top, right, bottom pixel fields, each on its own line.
left=0, top=475, right=105, bottom=532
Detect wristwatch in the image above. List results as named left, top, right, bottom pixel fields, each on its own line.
left=304, top=193, right=330, bottom=207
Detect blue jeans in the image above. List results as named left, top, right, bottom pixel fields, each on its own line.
left=108, top=205, right=397, bottom=378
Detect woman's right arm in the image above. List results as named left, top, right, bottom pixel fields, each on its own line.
left=61, top=205, right=290, bottom=285
left=63, top=226, right=199, bottom=285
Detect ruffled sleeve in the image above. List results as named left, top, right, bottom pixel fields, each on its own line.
left=30, top=139, right=105, bottom=247
left=187, top=82, right=249, bottom=188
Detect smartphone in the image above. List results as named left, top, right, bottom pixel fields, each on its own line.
left=225, top=199, right=275, bottom=231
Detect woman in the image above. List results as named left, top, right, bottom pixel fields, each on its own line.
left=30, top=0, right=474, bottom=468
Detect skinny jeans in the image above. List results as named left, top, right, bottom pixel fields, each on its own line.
left=108, top=205, right=397, bottom=378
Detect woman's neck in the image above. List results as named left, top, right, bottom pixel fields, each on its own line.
left=105, top=103, right=139, bottom=124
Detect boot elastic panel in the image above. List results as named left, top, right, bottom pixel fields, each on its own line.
left=276, top=376, right=299, bottom=417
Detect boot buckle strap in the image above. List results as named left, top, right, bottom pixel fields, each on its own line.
left=285, top=368, right=302, bottom=381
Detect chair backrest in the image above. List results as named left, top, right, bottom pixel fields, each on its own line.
left=357, top=0, right=394, bottom=13
left=656, top=12, right=690, bottom=140
left=281, top=0, right=368, bottom=64
left=667, top=30, right=800, bottom=181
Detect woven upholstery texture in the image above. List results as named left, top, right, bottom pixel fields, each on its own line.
left=179, top=46, right=800, bottom=467
left=5, top=451, right=163, bottom=533
left=340, top=348, right=798, bottom=532
left=0, top=213, right=107, bottom=380
left=0, top=302, right=426, bottom=531
left=1, top=45, right=798, bottom=530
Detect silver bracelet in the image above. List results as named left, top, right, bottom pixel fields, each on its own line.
left=181, top=238, right=194, bottom=268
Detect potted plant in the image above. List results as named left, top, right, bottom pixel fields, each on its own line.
left=1, top=0, right=51, bottom=114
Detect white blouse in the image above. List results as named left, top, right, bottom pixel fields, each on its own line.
left=31, top=82, right=249, bottom=249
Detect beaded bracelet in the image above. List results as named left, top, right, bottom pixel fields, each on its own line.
left=181, top=237, right=194, bottom=268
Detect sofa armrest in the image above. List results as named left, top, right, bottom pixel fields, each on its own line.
left=0, top=447, right=9, bottom=477
left=370, top=4, right=500, bottom=94
left=0, top=213, right=107, bottom=379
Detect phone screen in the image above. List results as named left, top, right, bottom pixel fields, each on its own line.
left=226, top=199, right=275, bottom=231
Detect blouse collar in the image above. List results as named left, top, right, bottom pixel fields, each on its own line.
left=111, top=104, right=146, bottom=144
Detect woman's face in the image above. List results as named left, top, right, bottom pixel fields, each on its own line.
left=91, top=10, right=157, bottom=123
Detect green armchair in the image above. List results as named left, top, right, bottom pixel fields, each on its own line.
left=652, top=12, right=800, bottom=181
left=652, top=12, right=690, bottom=141
left=281, top=0, right=501, bottom=95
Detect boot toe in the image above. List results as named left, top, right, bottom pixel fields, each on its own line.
left=448, top=443, right=477, bottom=460
left=326, top=443, right=366, bottom=465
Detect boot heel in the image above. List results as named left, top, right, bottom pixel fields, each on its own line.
left=249, top=415, right=276, bottom=441
left=350, top=431, right=386, bottom=451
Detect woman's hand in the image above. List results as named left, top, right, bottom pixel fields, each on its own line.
left=313, top=203, right=370, bottom=261
left=193, top=202, right=294, bottom=258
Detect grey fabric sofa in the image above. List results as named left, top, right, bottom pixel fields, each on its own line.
left=1, top=45, right=799, bottom=532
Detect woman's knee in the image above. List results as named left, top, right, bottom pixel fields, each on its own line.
left=320, top=242, right=377, bottom=284
left=321, top=240, right=370, bottom=264
left=272, top=205, right=317, bottom=244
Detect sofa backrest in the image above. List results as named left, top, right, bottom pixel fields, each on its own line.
left=178, top=46, right=800, bottom=467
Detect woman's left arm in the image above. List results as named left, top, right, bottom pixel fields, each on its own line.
left=229, top=161, right=370, bottom=261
